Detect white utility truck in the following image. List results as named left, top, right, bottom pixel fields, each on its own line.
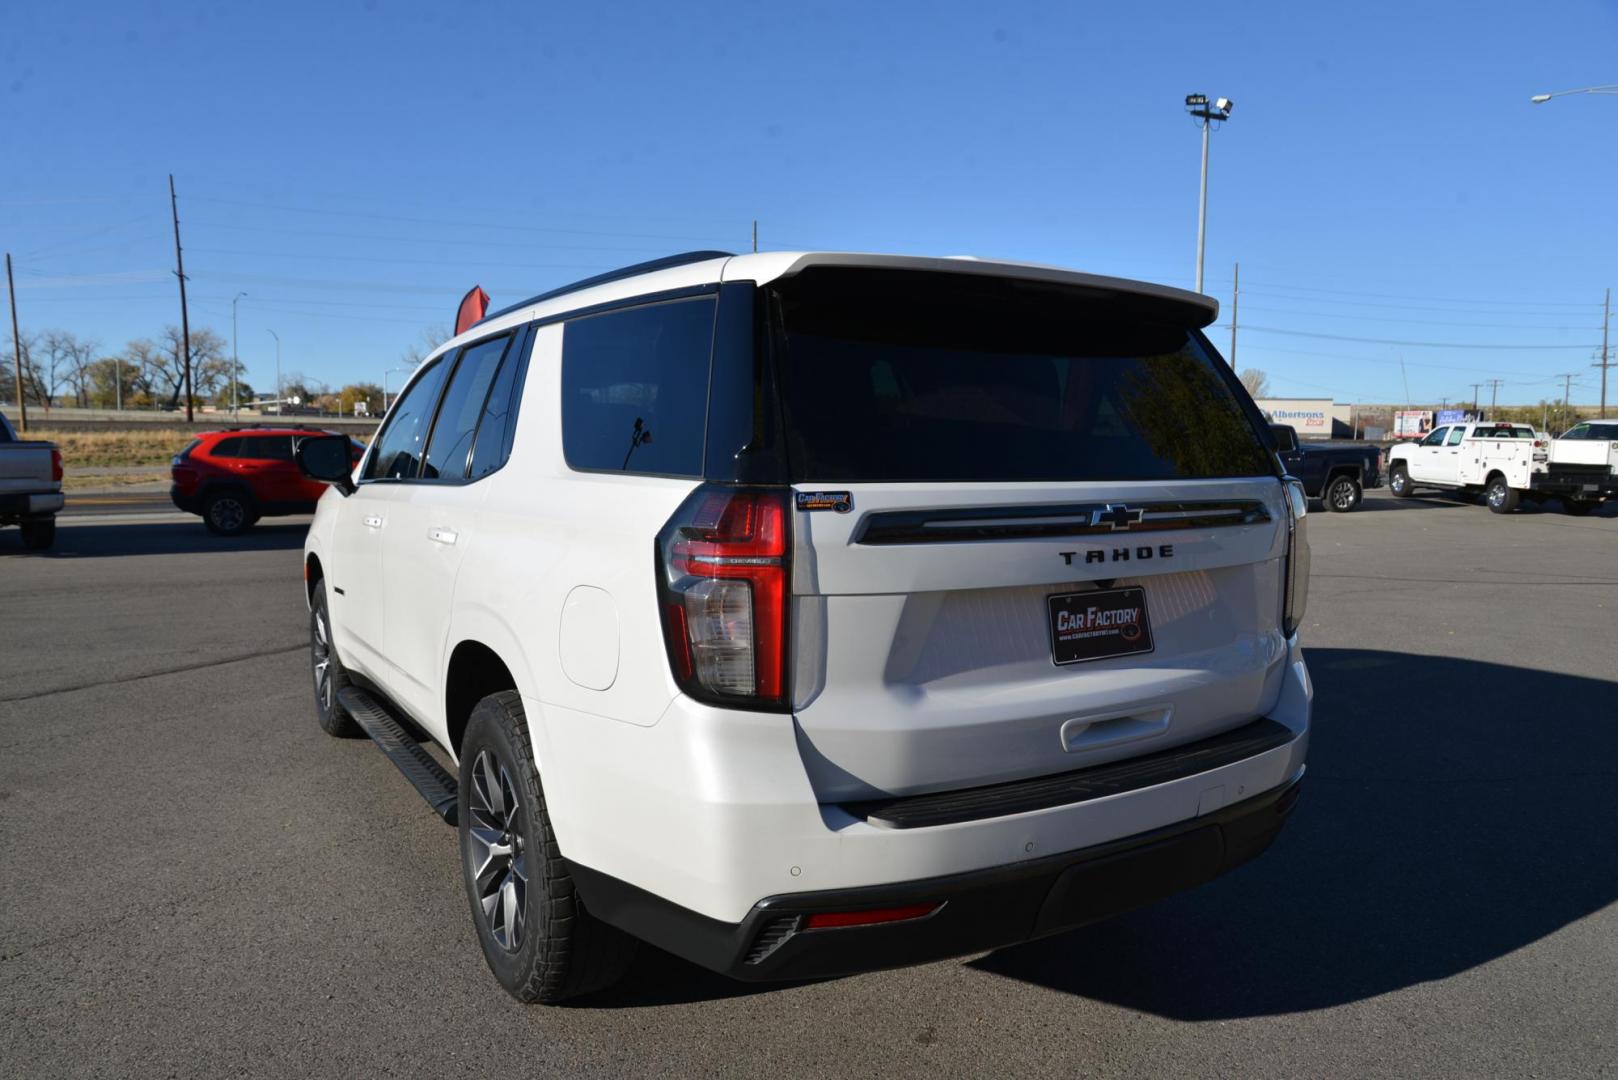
left=1387, top=420, right=1556, bottom=514
left=1546, top=419, right=1618, bottom=515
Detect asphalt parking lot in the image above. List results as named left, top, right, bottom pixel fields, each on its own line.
left=3, top=489, right=1615, bottom=1078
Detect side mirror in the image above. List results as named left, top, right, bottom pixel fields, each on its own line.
left=296, top=434, right=357, bottom=496
left=1270, top=424, right=1299, bottom=453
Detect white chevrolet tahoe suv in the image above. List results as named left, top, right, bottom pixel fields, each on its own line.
left=295, top=251, right=1313, bottom=1003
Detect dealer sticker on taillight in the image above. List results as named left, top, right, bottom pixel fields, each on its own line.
left=1046, top=587, right=1154, bottom=666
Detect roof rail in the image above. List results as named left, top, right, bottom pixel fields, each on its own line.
left=476, top=250, right=734, bottom=326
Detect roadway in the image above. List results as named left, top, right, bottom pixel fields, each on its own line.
left=2, top=489, right=1616, bottom=1077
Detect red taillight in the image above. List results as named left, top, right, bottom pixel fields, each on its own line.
left=656, top=485, right=791, bottom=710
left=50, top=448, right=63, bottom=483
left=802, top=904, right=941, bottom=930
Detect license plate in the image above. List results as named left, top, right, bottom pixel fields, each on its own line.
left=1046, top=587, right=1154, bottom=666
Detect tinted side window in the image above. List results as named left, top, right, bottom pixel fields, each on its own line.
left=365, top=357, right=449, bottom=480
left=469, top=331, right=530, bottom=480
left=1563, top=424, right=1589, bottom=440
left=1421, top=427, right=1449, bottom=447
left=211, top=437, right=242, bottom=458
left=237, top=435, right=293, bottom=461
left=422, top=334, right=511, bottom=481
left=560, top=298, right=715, bottom=476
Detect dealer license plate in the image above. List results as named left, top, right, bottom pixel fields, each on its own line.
left=1046, top=587, right=1155, bottom=666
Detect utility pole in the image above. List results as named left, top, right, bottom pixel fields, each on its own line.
left=752, top=219, right=758, bottom=254
left=1469, top=382, right=1483, bottom=417
left=267, top=329, right=281, bottom=411
left=231, top=292, right=247, bottom=416
left=1556, top=371, right=1578, bottom=432
left=6, top=253, right=26, bottom=433
left=1485, top=378, right=1505, bottom=419
left=1596, top=287, right=1612, bottom=419
left=169, top=174, right=195, bottom=423
left=1229, top=262, right=1239, bottom=366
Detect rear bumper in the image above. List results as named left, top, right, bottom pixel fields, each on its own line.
left=569, top=774, right=1302, bottom=981
left=1530, top=471, right=1618, bottom=499
left=169, top=485, right=201, bottom=514
left=0, top=491, right=63, bottom=516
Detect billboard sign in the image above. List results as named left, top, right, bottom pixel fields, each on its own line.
left=1437, top=409, right=1472, bottom=425
left=1255, top=398, right=1333, bottom=437
left=1394, top=410, right=1435, bottom=439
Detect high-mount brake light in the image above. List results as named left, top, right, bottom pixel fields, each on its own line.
left=656, top=485, right=791, bottom=710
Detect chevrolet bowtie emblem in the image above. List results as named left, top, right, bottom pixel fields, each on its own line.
left=1091, top=504, right=1145, bottom=530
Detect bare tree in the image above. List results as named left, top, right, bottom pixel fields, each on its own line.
left=39, top=330, right=98, bottom=407
left=400, top=324, right=451, bottom=367
left=4, top=330, right=47, bottom=407
left=1239, top=368, right=1270, bottom=399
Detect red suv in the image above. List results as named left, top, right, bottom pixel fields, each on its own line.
left=171, top=428, right=363, bottom=535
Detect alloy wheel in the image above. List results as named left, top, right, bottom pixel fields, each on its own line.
left=311, top=610, right=333, bottom=712
left=1331, top=481, right=1355, bottom=510
left=210, top=497, right=245, bottom=532
left=467, top=750, right=527, bottom=951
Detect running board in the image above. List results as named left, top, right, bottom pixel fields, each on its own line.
left=337, top=686, right=459, bottom=826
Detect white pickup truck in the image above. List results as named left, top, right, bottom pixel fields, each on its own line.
left=0, top=410, right=63, bottom=549
left=1545, top=419, right=1618, bottom=515
left=1387, top=420, right=1556, bottom=514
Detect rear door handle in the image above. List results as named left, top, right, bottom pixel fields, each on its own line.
left=428, top=526, right=458, bottom=546
left=363, top=515, right=384, bottom=529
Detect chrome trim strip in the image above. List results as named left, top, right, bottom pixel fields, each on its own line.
left=853, top=500, right=1272, bottom=545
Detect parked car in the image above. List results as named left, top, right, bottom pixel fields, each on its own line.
left=170, top=427, right=363, bottom=535
left=1546, top=419, right=1618, bottom=515
left=295, top=251, right=1313, bottom=1003
left=0, top=409, right=63, bottom=550
left=1270, top=424, right=1383, bottom=512
left=1387, top=421, right=1554, bottom=513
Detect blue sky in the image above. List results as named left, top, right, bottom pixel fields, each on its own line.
left=4, top=0, right=1617, bottom=407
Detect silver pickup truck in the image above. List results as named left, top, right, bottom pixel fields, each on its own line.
left=0, top=410, right=63, bottom=550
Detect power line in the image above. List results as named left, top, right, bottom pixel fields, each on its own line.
left=1235, top=278, right=1602, bottom=308
left=1234, top=304, right=1597, bottom=330
left=1213, top=323, right=1599, bottom=350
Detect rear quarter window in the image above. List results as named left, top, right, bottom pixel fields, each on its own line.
left=559, top=296, right=715, bottom=476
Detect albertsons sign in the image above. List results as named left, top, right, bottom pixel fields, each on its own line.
left=1254, top=398, right=1333, bottom=435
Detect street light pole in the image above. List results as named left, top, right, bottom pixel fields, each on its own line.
left=231, top=291, right=247, bottom=416
left=1530, top=84, right=1618, bottom=104
left=382, top=365, right=412, bottom=413
left=267, top=329, right=281, bottom=413
left=1184, top=94, right=1234, bottom=294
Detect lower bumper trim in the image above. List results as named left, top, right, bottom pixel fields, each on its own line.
left=566, top=773, right=1303, bottom=983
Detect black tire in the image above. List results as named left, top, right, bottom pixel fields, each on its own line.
left=202, top=489, right=255, bottom=536
left=1562, top=498, right=1599, bottom=516
left=458, top=691, right=637, bottom=1003
left=1389, top=464, right=1413, bottom=498
left=19, top=517, right=55, bottom=550
left=309, top=581, right=360, bottom=737
left=1323, top=475, right=1362, bottom=512
left=1485, top=475, right=1520, bottom=514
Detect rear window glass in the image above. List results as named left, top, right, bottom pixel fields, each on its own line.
left=560, top=297, right=715, bottom=476
left=769, top=269, right=1273, bottom=483
left=1471, top=426, right=1534, bottom=438
left=211, top=437, right=242, bottom=458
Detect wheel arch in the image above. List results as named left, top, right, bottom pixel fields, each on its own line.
left=304, top=551, right=324, bottom=605
left=1325, top=464, right=1363, bottom=483
left=445, top=640, right=522, bottom=760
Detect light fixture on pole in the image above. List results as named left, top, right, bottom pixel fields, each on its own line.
left=266, top=329, right=281, bottom=413
left=382, top=365, right=413, bottom=413
left=231, top=291, right=247, bottom=415
left=1530, top=84, right=1618, bottom=104
left=1184, top=93, right=1234, bottom=294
